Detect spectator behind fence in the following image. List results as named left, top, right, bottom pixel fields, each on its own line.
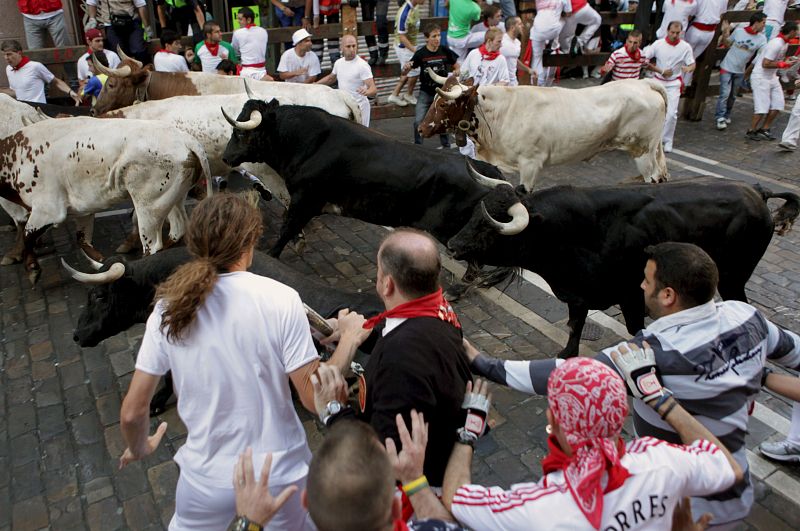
left=194, top=20, right=238, bottom=74
left=77, top=28, right=121, bottom=90
left=447, top=0, right=482, bottom=62
left=558, top=0, right=602, bottom=56
left=715, top=13, right=767, bottom=131
left=443, top=356, right=743, bottom=530
left=682, top=0, right=728, bottom=87
left=1, top=40, right=81, bottom=105
left=307, top=0, right=342, bottom=64
left=465, top=4, right=505, bottom=51
left=232, top=7, right=274, bottom=81
left=386, top=0, right=426, bottom=107
left=155, top=0, right=205, bottom=44
left=154, top=29, right=190, bottom=72
left=270, top=0, right=306, bottom=39
left=215, top=58, right=237, bottom=74
left=278, top=28, right=321, bottom=83
left=746, top=21, right=798, bottom=141
left=85, top=0, right=152, bottom=65
left=317, top=34, right=376, bottom=126
left=531, top=0, right=570, bottom=87
left=361, top=0, right=391, bottom=65
left=464, top=241, right=800, bottom=525
left=763, top=0, right=789, bottom=39
left=404, top=22, right=458, bottom=147
left=118, top=193, right=369, bottom=530
left=656, top=0, right=697, bottom=39
left=17, top=0, right=71, bottom=49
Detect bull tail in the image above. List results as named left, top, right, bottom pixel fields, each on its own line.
left=644, top=78, right=669, bottom=115
left=753, top=183, right=800, bottom=236
left=187, top=138, right=213, bottom=198
left=341, top=92, right=363, bottom=124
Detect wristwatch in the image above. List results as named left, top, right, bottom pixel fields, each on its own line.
left=321, top=400, right=343, bottom=425
left=231, top=516, right=263, bottom=531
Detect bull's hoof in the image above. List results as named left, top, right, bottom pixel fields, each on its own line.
left=445, top=282, right=472, bottom=302
left=28, top=267, right=41, bottom=286
left=476, top=266, right=515, bottom=288
left=1, top=254, right=21, bottom=265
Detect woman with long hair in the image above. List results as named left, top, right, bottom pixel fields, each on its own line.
left=119, top=194, right=369, bottom=530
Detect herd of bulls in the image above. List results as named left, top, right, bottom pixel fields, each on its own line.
left=1, top=53, right=799, bottom=363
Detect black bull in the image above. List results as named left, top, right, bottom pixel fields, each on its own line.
left=70, top=247, right=384, bottom=413
left=447, top=172, right=800, bottom=358
left=220, top=100, right=524, bottom=259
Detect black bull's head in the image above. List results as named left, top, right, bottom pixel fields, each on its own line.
left=418, top=72, right=480, bottom=148
left=221, top=98, right=279, bottom=168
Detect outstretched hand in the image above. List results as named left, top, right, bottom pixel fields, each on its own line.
left=385, top=410, right=429, bottom=484
left=119, top=421, right=168, bottom=469
left=233, top=449, right=299, bottom=526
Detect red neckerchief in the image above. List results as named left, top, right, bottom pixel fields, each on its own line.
left=393, top=520, right=409, bottom=531
left=779, top=33, right=791, bottom=43
left=744, top=25, right=758, bottom=35
left=483, top=20, right=491, bottom=28
left=245, top=23, right=255, bottom=29
left=541, top=435, right=631, bottom=529
left=362, top=287, right=461, bottom=330
left=157, top=49, right=176, bottom=54
left=479, top=44, right=501, bottom=61
left=666, top=37, right=681, bottom=46
left=12, top=56, right=31, bottom=71
left=625, top=44, right=641, bottom=62
left=204, top=40, right=220, bottom=56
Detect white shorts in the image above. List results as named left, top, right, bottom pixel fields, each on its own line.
left=395, top=45, right=419, bottom=77
left=447, top=34, right=470, bottom=63
left=240, top=66, right=268, bottom=80
left=751, top=76, right=784, bottom=114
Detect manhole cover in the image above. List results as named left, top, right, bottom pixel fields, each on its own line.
left=581, top=322, right=604, bottom=341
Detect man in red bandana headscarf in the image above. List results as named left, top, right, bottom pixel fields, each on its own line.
left=324, top=228, right=472, bottom=492
left=444, top=352, right=743, bottom=530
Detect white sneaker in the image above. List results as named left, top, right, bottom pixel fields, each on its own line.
left=402, top=93, right=418, bottom=105
left=716, top=118, right=727, bottom=130
left=725, top=117, right=732, bottom=124
left=760, top=439, right=800, bottom=462
left=778, top=141, right=797, bottom=151
left=663, top=142, right=673, bottom=153
left=387, top=94, right=408, bottom=107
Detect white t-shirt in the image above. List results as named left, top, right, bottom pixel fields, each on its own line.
left=452, top=437, right=736, bottom=531
left=232, top=25, right=269, bottom=66
left=278, top=48, right=322, bottom=83
left=332, top=55, right=373, bottom=104
left=6, top=61, right=54, bottom=104
left=692, top=0, right=727, bottom=24
left=764, top=0, right=789, bottom=23
left=500, top=33, right=521, bottom=86
left=643, top=38, right=695, bottom=85
left=751, top=36, right=789, bottom=79
left=135, top=272, right=318, bottom=488
left=656, top=0, right=698, bottom=38
left=77, top=49, right=121, bottom=80
left=153, top=51, right=189, bottom=73
left=461, top=48, right=510, bottom=85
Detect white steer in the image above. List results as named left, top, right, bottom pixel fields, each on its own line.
left=0, top=117, right=211, bottom=284
left=419, top=75, right=669, bottom=190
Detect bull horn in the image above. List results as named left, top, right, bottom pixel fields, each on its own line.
left=481, top=201, right=530, bottom=235
left=79, top=248, right=104, bottom=271
left=61, top=258, right=125, bottom=284
left=436, top=85, right=463, bottom=100
left=221, top=107, right=262, bottom=130
left=243, top=78, right=256, bottom=100
left=466, top=159, right=512, bottom=189
left=426, top=67, right=448, bottom=86
left=35, top=107, right=52, bottom=120
left=92, top=54, right=131, bottom=78
left=116, top=45, right=143, bottom=69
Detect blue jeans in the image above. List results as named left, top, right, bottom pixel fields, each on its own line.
left=274, top=5, right=305, bottom=27
left=715, top=71, right=745, bottom=121
left=414, top=90, right=450, bottom=146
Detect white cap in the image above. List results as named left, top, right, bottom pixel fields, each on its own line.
left=292, top=28, right=312, bottom=46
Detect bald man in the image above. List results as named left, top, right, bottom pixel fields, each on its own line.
left=325, top=228, right=472, bottom=489
left=317, top=34, right=376, bottom=126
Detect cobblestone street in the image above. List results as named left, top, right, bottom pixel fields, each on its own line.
left=3, top=86, right=800, bottom=530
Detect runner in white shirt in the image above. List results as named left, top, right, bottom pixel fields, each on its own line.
left=747, top=22, right=799, bottom=141
left=278, top=28, right=321, bottom=83
left=119, top=194, right=368, bottom=531
left=532, top=0, right=570, bottom=86
left=317, top=34, right=377, bottom=127
left=763, top=0, right=789, bottom=39
left=461, top=28, right=511, bottom=86
left=500, top=16, right=524, bottom=86
left=153, top=29, right=189, bottom=73
left=465, top=5, right=506, bottom=50
left=643, top=21, right=695, bottom=153
left=76, top=28, right=121, bottom=87
left=683, top=0, right=728, bottom=86
left=231, top=6, right=274, bottom=81
left=655, top=0, right=698, bottom=39
left=1, top=40, right=80, bottom=105
left=443, top=355, right=743, bottom=531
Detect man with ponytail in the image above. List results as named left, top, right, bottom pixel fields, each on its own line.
left=119, top=194, right=369, bottom=530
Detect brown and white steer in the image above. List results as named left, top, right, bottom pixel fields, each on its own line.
left=91, top=49, right=362, bottom=122
left=419, top=74, right=669, bottom=190
left=0, top=116, right=211, bottom=284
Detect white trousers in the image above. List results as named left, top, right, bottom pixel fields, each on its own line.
left=169, top=472, right=314, bottom=531
left=683, top=26, right=715, bottom=87
left=532, top=13, right=563, bottom=87
left=782, top=96, right=800, bottom=148
left=240, top=67, right=268, bottom=80
left=751, top=75, right=784, bottom=114
left=558, top=5, right=601, bottom=50
left=661, top=82, right=682, bottom=149
left=448, top=34, right=471, bottom=63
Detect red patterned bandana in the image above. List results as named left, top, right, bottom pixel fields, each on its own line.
left=544, top=358, right=630, bottom=529
left=12, top=56, right=31, bottom=71
left=363, top=288, right=461, bottom=330
left=204, top=40, right=220, bottom=56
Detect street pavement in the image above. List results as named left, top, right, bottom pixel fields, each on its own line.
left=3, top=83, right=800, bottom=530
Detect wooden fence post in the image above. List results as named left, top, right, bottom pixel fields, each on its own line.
left=341, top=2, right=358, bottom=36
left=684, top=26, right=723, bottom=121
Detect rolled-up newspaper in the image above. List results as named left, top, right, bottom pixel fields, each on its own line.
left=304, top=303, right=334, bottom=337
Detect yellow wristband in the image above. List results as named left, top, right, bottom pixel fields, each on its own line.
left=402, top=475, right=429, bottom=496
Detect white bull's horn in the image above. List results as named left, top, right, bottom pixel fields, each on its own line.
left=93, top=54, right=131, bottom=78
left=436, top=85, right=463, bottom=100
left=61, top=258, right=125, bottom=284
left=426, top=67, right=448, bottom=86
left=79, top=248, right=104, bottom=271
left=221, top=107, right=262, bottom=130
left=466, top=159, right=512, bottom=189
left=116, top=45, right=143, bottom=68
left=481, top=201, right=530, bottom=235
left=35, top=107, right=52, bottom=121
left=243, top=78, right=256, bottom=100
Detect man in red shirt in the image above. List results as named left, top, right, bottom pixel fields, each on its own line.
left=599, top=30, right=652, bottom=81
left=17, top=0, right=71, bottom=49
